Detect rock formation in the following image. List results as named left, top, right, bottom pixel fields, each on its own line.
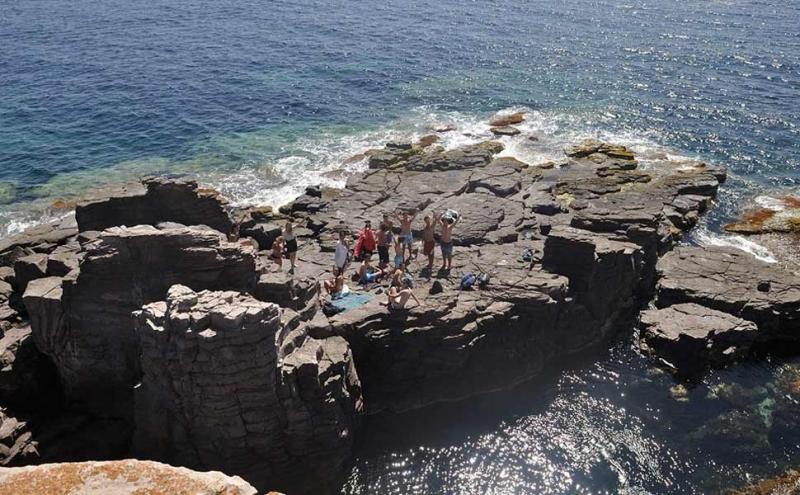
left=0, top=459, right=260, bottom=495
left=3, top=131, right=798, bottom=492
left=23, top=225, right=258, bottom=414
left=75, top=176, right=236, bottom=234
left=134, top=285, right=361, bottom=492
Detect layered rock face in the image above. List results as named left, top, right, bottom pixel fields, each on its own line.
left=23, top=225, right=257, bottom=413
left=133, top=285, right=361, bottom=492
left=0, top=459, right=260, bottom=495
left=639, top=246, right=800, bottom=375
left=75, top=176, right=236, bottom=234
left=277, top=138, right=723, bottom=410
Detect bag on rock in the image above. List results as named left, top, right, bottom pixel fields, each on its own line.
left=460, top=272, right=477, bottom=290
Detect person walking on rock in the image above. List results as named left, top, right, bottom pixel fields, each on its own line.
left=439, top=210, right=459, bottom=271
left=395, top=209, right=417, bottom=262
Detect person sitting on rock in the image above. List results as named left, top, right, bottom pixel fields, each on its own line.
left=283, top=221, right=299, bottom=274
left=386, top=279, right=421, bottom=310
left=390, top=267, right=405, bottom=288
left=357, top=256, right=387, bottom=285
left=319, top=271, right=345, bottom=305
left=354, top=220, right=376, bottom=262
left=270, top=236, right=285, bottom=267
left=394, top=208, right=417, bottom=261
left=439, top=210, right=459, bottom=271
left=376, top=223, right=392, bottom=269
left=334, top=230, right=350, bottom=276
left=421, top=212, right=439, bottom=272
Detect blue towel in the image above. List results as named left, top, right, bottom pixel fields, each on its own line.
left=332, top=292, right=374, bottom=313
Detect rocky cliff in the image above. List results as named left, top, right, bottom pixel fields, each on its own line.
left=0, top=133, right=796, bottom=492
left=133, top=285, right=361, bottom=491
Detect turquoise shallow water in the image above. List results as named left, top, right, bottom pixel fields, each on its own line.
left=2, top=0, right=800, bottom=492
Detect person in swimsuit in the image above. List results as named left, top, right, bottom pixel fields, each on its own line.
left=283, top=221, right=299, bottom=274
left=271, top=236, right=285, bottom=267
left=394, top=209, right=417, bottom=261
left=438, top=211, right=459, bottom=271
left=421, top=212, right=439, bottom=272
left=393, top=237, right=404, bottom=269
left=376, top=223, right=391, bottom=269
left=319, top=271, right=345, bottom=305
left=386, top=280, right=421, bottom=310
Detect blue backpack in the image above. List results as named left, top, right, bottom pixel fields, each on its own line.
left=460, top=272, right=477, bottom=290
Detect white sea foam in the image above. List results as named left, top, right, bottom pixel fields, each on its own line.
left=694, top=227, right=778, bottom=263
left=0, top=105, right=717, bottom=240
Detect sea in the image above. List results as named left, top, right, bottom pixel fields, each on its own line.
left=1, top=0, right=799, bottom=493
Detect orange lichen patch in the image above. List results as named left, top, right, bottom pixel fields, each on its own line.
left=0, top=460, right=257, bottom=495
left=788, top=379, right=800, bottom=396
left=723, top=469, right=800, bottom=495
left=724, top=207, right=777, bottom=233
left=781, top=195, right=800, bottom=208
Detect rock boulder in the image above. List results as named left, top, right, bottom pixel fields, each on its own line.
left=134, top=285, right=361, bottom=493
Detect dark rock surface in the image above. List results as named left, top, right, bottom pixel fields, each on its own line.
left=655, top=246, right=800, bottom=336
left=134, top=285, right=361, bottom=493
left=75, top=177, right=235, bottom=235
left=23, top=225, right=257, bottom=415
left=639, top=303, right=758, bottom=376
left=2, top=134, right=778, bottom=491
left=0, top=408, right=38, bottom=466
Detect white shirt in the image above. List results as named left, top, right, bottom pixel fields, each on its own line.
left=334, top=241, right=348, bottom=267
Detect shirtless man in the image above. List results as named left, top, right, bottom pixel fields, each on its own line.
left=319, top=271, right=345, bottom=305
left=421, top=212, right=439, bottom=272
left=438, top=211, right=459, bottom=271
left=386, top=281, right=421, bottom=310
left=394, top=209, right=417, bottom=261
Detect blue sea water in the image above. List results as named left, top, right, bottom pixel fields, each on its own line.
left=2, top=0, right=800, bottom=492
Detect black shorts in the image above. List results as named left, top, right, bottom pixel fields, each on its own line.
left=378, top=245, right=390, bottom=264
left=359, top=249, right=373, bottom=261
left=285, top=238, right=298, bottom=254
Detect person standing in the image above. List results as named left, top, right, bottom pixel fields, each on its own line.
left=439, top=211, right=459, bottom=271
left=376, top=223, right=392, bottom=269
left=395, top=209, right=417, bottom=261
left=354, top=220, right=376, bottom=262
left=283, top=221, right=299, bottom=274
left=421, top=212, right=438, bottom=272
left=333, top=230, right=350, bottom=276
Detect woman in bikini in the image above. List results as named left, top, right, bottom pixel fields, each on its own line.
left=386, top=280, right=421, bottom=310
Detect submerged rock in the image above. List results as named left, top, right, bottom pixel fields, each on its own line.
left=134, top=285, right=361, bottom=493
left=0, top=460, right=259, bottom=495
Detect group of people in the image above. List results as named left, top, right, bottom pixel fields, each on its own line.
left=351, top=209, right=460, bottom=272
left=320, top=208, right=460, bottom=310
